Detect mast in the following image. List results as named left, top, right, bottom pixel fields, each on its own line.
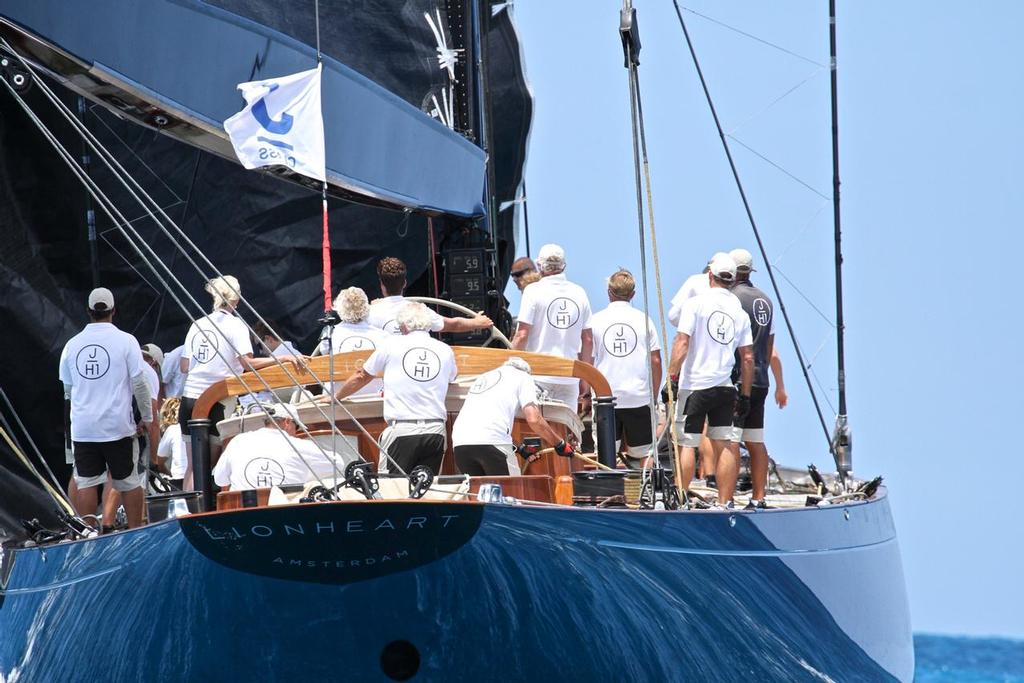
left=829, top=0, right=852, bottom=480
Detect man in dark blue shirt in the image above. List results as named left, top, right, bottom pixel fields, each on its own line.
left=729, top=249, right=787, bottom=509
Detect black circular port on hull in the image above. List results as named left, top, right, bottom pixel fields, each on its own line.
left=381, top=640, right=420, bottom=681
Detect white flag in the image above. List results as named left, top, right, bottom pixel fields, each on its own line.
left=224, top=64, right=326, bottom=182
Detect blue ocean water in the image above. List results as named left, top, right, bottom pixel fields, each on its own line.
left=915, top=634, right=1024, bottom=682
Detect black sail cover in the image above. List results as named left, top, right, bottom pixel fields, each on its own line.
left=0, top=0, right=531, bottom=541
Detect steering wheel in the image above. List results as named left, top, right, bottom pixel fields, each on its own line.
left=407, top=296, right=512, bottom=348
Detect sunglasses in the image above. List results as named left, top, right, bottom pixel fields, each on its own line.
left=511, top=269, right=532, bottom=278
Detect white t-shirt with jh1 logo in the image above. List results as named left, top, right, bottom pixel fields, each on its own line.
left=182, top=310, right=254, bottom=399
left=325, top=320, right=389, bottom=396
left=59, top=322, right=146, bottom=442
left=676, top=288, right=753, bottom=391
left=515, top=273, right=593, bottom=385
left=362, top=330, right=457, bottom=422
left=451, top=365, right=539, bottom=447
left=590, top=301, right=661, bottom=409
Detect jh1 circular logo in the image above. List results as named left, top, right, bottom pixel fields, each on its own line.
left=75, top=344, right=110, bottom=380
left=402, top=348, right=442, bottom=382
left=706, top=311, right=735, bottom=345
left=603, top=324, right=638, bottom=358
left=546, top=298, right=581, bottom=329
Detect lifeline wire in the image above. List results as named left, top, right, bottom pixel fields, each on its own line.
left=670, top=2, right=840, bottom=468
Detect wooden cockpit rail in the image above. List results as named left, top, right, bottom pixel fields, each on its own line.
left=192, top=346, right=612, bottom=421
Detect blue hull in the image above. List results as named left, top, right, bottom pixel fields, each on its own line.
left=0, top=492, right=913, bottom=681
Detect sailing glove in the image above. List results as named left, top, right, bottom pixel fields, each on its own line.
left=554, top=440, right=575, bottom=458
left=516, top=442, right=541, bottom=458
left=734, top=394, right=751, bottom=423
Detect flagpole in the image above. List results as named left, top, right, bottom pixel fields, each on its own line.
left=312, top=0, right=340, bottom=483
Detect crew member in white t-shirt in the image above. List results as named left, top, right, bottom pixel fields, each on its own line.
left=664, top=252, right=728, bottom=482
left=58, top=287, right=153, bottom=529
left=177, top=276, right=299, bottom=489
left=667, top=253, right=754, bottom=507
left=156, top=397, right=187, bottom=489
left=330, top=302, right=457, bottom=475
left=238, top=319, right=303, bottom=410
left=213, top=404, right=346, bottom=491
left=320, top=287, right=388, bottom=397
left=161, top=344, right=186, bottom=398
left=590, top=270, right=662, bottom=468
left=451, top=357, right=575, bottom=476
left=666, top=252, right=727, bottom=327
left=510, top=244, right=594, bottom=408
left=368, top=257, right=492, bottom=335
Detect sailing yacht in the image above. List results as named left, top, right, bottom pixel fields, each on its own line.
left=0, top=1, right=913, bottom=681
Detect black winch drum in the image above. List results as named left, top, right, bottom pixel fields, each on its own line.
left=572, top=470, right=628, bottom=507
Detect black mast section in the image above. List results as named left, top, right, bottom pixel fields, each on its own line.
left=829, top=0, right=852, bottom=480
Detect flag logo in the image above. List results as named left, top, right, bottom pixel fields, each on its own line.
left=224, top=65, right=326, bottom=182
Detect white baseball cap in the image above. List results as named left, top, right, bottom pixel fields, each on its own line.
left=708, top=253, right=738, bottom=282
left=88, top=287, right=114, bottom=312
left=537, top=243, right=566, bottom=266
left=729, top=248, right=756, bottom=272
left=141, top=343, right=164, bottom=367
left=272, top=403, right=306, bottom=430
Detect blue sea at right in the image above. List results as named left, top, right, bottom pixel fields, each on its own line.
left=915, top=634, right=1024, bottom=682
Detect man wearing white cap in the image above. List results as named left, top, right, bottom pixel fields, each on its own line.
left=213, top=403, right=345, bottom=491
left=664, top=252, right=726, bottom=482
left=510, top=243, right=594, bottom=407
left=667, top=254, right=754, bottom=508
left=728, top=248, right=787, bottom=510
left=58, top=287, right=153, bottom=529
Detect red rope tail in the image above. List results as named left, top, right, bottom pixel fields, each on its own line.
left=321, top=196, right=332, bottom=312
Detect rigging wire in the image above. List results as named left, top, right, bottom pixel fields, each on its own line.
left=678, top=5, right=827, bottom=68
left=670, top=1, right=841, bottom=470
left=0, top=40, right=408, bottom=480
left=724, top=135, right=831, bottom=200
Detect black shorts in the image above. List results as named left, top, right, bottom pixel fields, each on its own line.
left=740, top=386, right=770, bottom=430
left=178, top=398, right=226, bottom=437
left=681, top=385, right=737, bottom=437
left=388, top=434, right=446, bottom=476
left=614, top=406, right=654, bottom=447
left=454, top=445, right=513, bottom=477
left=73, top=437, right=135, bottom=480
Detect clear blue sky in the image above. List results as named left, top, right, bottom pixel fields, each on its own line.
left=508, top=1, right=1023, bottom=638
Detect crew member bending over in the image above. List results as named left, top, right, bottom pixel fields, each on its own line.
left=667, top=254, right=754, bottom=508
left=368, top=257, right=492, bottom=335
left=213, top=404, right=345, bottom=491
left=331, top=302, right=457, bottom=475
left=451, top=357, right=575, bottom=476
